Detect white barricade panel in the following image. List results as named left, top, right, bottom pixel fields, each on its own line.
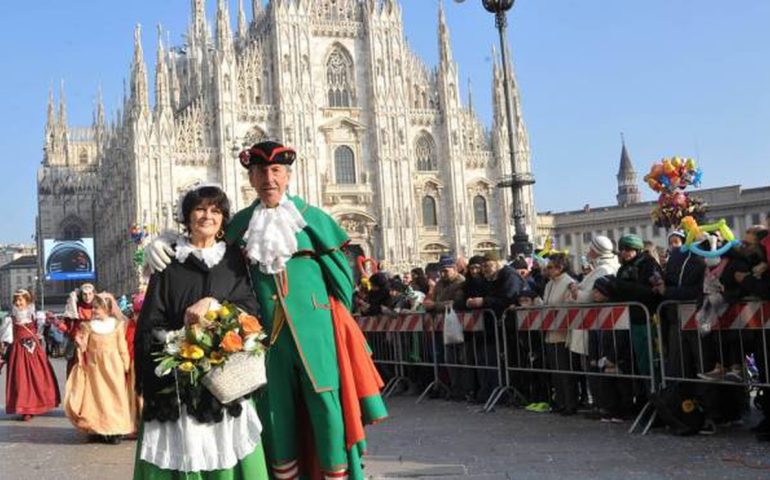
left=516, top=306, right=630, bottom=331
left=679, top=301, right=770, bottom=331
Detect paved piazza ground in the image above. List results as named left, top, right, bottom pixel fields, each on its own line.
left=1, top=358, right=769, bottom=480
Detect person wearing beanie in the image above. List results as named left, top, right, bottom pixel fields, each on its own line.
left=613, top=234, right=663, bottom=383
left=566, top=236, right=621, bottom=412
left=569, top=236, right=619, bottom=304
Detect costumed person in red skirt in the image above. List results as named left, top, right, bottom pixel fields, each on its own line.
left=62, top=283, right=95, bottom=376
left=4, top=289, right=60, bottom=420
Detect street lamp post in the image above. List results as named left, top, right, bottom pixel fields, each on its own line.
left=455, top=0, right=535, bottom=257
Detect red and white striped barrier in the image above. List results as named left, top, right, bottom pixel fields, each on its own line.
left=678, top=301, right=770, bottom=331
left=516, top=305, right=630, bottom=331
left=355, top=310, right=486, bottom=333
left=356, top=313, right=423, bottom=332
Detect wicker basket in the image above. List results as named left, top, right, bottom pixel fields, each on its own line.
left=201, top=352, right=267, bottom=404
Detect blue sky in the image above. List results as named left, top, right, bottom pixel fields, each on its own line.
left=0, top=1, right=768, bottom=243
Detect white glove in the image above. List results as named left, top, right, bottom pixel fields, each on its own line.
left=144, top=231, right=180, bottom=274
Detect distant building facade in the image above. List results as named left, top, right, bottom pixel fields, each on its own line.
left=538, top=143, right=770, bottom=267
left=0, top=255, right=38, bottom=310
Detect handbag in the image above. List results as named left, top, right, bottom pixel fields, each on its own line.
left=442, top=306, right=464, bottom=345
left=201, top=352, right=267, bottom=404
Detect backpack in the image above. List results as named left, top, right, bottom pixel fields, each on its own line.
left=651, top=384, right=705, bottom=436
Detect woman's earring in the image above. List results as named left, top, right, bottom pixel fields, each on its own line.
left=216, top=230, right=225, bottom=240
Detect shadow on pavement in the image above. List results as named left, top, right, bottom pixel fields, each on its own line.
left=0, top=424, right=88, bottom=445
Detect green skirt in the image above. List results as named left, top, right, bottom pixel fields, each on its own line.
left=132, top=425, right=269, bottom=480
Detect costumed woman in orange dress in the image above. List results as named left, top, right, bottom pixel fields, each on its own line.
left=4, top=289, right=60, bottom=420
left=64, top=292, right=135, bottom=443
left=62, top=283, right=96, bottom=376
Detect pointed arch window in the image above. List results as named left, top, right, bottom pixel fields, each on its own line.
left=334, top=146, right=356, bottom=184
left=415, top=134, right=437, bottom=171
left=79, top=148, right=88, bottom=164
left=326, top=47, right=355, bottom=108
left=473, top=195, right=488, bottom=225
left=422, top=196, right=438, bottom=227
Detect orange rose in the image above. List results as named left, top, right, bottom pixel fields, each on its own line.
left=220, top=330, right=243, bottom=353
left=239, top=313, right=263, bottom=335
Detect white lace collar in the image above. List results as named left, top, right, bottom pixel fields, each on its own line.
left=90, top=316, right=117, bottom=335
left=243, top=194, right=307, bottom=274
left=176, top=237, right=227, bottom=269
left=11, top=307, right=33, bottom=325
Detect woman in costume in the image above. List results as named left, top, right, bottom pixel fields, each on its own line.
left=133, top=183, right=268, bottom=479
left=64, top=292, right=135, bottom=443
left=4, top=289, right=60, bottom=420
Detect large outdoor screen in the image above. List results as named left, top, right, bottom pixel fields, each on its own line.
left=43, top=238, right=96, bottom=281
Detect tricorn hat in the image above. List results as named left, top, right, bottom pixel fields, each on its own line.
left=239, top=141, right=297, bottom=169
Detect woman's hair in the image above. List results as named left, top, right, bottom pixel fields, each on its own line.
left=181, top=186, right=231, bottom=232
left=548, top=253, right=570, bottom=273
left=91, top=294, right=109, bottom=312
left=12, top=289, right=34, bottom=305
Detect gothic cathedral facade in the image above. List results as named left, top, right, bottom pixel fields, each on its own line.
left=38, top=0, right=536, bottom=295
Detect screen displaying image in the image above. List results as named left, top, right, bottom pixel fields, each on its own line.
left=43, top=238, right=96, bottom=281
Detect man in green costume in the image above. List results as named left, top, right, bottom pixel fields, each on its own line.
left=146, top=141, right=387, bottom=480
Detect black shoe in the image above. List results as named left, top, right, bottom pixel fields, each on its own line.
left=103, top=435, right=122, bottom=445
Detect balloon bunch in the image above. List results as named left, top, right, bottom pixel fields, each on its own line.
left=680, top=216, right=741, bottom=258
left=644, top=157, right=706, bottom=228
left=533, top=237, right=569, bottom=264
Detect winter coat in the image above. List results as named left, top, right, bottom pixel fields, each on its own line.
left=481, top=265, right=525, bottom=318
left=662, top=248, right=706, bottom=301
left=543, top=273, right=576, bottom=343
left=425, top=274, right=465, bottom=312
left=571, top=256, right=620, bottom=304
left=613, top=251, right=662, bottom=325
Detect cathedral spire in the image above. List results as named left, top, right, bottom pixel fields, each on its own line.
left=45, top=83, right=56, bottom=136
left=467, top=77, right=474, bottom=114
left=616, top=134, right=641, bottom=206
left=192, top=0, right=208, bottom=43
left=130, top=24, right=150, bottom=117
left=155, top=24, right=171, bottom=112
left=237, top=0, right=248, bottom=41
left=57, top=79, right=68, bottom=130
left=93, top=84, right=105, bottom=129
left=252, top=0, right=263, bottom=19
left=216, top=0, right=234, bottom=54
left=437, top=1, right=453, bottom=66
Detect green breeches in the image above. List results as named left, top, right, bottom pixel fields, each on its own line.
left=266, top=326, right=347, bottom=473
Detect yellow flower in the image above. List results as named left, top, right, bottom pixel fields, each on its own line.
left=209, top=351, right=225, bottom=365
left=180, top=342, right=205, bottom=360
left=178, top=361, right=195, bottom=373
left=217, top=305, right=233, bottom=320
left=204, top=310, right=219, bottom=322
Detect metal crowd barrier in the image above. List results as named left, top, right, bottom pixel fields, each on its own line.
left=355, top=309, right=503, bottom=407
left=487, top=301, right=658, bottom=434
left=657, top=299, right=770, bottom=390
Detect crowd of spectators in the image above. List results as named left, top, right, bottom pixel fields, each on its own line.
left=351, top=213, right=770, bottom=441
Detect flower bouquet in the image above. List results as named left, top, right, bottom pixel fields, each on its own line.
left=154, top=300, right=267, bottom=404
